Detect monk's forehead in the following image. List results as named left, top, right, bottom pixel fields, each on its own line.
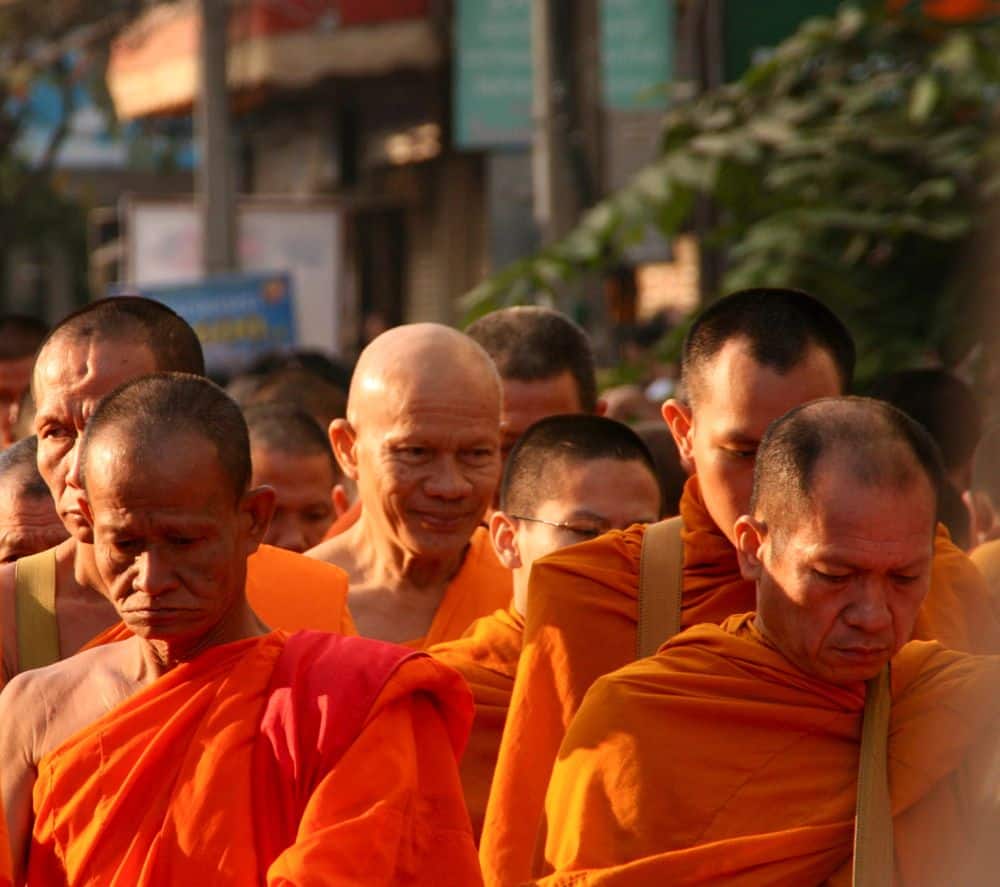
left=34, top=333, right=157, bottom=399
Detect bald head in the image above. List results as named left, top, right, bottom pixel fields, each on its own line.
left=36, top=297, right=205, bottom=389
left=752, top=397, right=945, bottom=537
left=348, top=323, right=501, bottom=427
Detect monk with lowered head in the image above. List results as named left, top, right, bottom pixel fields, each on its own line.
left=0, top=373, right=480, bottom=885
left=0, top=437, right=67, bottom=564
left=481, top=288, right=1000, bottom=887
left=308, top=323, right=511, bottom=648
left=539, top=398, right=1000, bottom=885
left=431, top=415, right=662, bottom=839
left=0, top=298, right=353, bottom=684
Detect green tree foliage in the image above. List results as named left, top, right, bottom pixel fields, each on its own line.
left=464, top=5, right=1000, bottom=381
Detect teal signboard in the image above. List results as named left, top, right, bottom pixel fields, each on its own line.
left=455, top=0, right=674, bottom=149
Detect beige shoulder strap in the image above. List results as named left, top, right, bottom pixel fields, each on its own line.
left=852, top=663, right=894, bottom=886
left=14, top=548, right=60, bottom=672
left=636, top=516, right=684, bottom=659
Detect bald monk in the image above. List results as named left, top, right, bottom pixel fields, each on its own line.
left=480, top=288, right=1000, bottom=886
left=246, top=403, right=337, bottom=552
left=0, top=315, right=47, bottom=450
left=307, top=324, right=511, bottom=648
left=431, top=415, right=662, bottom=839
left=539, top=398, right=1000, bottom=885
left=0, top=298, right=353, bottom=684
left=466, top=306, right=601, bottom=465
left=0, top=374, right=480, bottom=885
left=0, top=437, right=67, bottom=564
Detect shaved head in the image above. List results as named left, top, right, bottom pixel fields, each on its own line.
left=752, top=397, right=945, bottom=539
left=0, top=436, right=49, bottom=499
left=0, top=436, right=68, bottom=561
left=81, top=374, right=250, bottom=504
left=36, top=297, right=205, bottom=393
left=245, top=403, right=333, bottom=465
left=348, top=323, right=501, bottom=427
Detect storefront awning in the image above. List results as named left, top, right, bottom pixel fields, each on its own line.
left=107, top=0, right=440, bottom=120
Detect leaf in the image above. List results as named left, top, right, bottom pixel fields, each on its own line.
left=908, top=75, right=939, bottom=123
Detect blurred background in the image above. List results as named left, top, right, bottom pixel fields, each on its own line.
left=0, top=0, right=995, bottom=406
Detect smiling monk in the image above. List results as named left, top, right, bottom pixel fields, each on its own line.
left=307, top=323, right=511, bottom=648
left=0, top=298, right=353, bottom=684
left=537, top=398, right=1000, bottom=885
left=0, top=374, right=480, bottom=885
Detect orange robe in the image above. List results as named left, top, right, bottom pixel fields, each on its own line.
left=28, top=631, right=482, bottom=886
left=537, top=614, right=1000, bottom=885
left=430, top=607, right=524, bottom=841
left=82, top=543, right=356, bottom=649
left=403, top=527, right=512, bottom=650
left=0, top=813, right=10, bottom=887
left=480, top=475, right=1000, bottom=886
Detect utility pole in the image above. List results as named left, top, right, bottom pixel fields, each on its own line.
left=197, top=0, right=237, bottom=274
left=531, top=0, right=602, bottom=244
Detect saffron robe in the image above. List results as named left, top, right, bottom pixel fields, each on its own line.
left=79, top=543, right=356, bottom=651
left=480, top=475, right=1000, bottom=886
left=402, top=527, right=512, bottom=650
left=430, top=607, right=524, bottom=841
left=537, top=614, right=1000, bottom=885
left=27, top=631, right=482, bottom=886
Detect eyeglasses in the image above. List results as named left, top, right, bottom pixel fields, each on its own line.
left=508, top=515, right=609, bottom=540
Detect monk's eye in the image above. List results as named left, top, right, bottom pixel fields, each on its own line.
left=812, top=569, right=849, bottom=583
left=722, top=446, right=756, bottom=460
left=40, top=425, right=73, bottom=441
left=462, top=447, right=495, bottom=465
left=395, top=446, right=430, bottom=464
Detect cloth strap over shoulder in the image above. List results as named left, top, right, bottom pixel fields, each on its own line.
left=15, top=548, right=60, bottom=672
left=636, top=516, right=684, bottom=659
left=853, top=663, right=894, bottom=885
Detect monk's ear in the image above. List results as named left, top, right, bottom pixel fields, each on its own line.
left=240, top=485, right=276, bottom=551
left=662, top=399, right=695, bottom=470
left=489, top=510, right=522, bottom=570
left=734, top=515, right=765, bottom=581
left=329, top=418, right=359, bottom=482
left=331, top=483, right=351, bottom=518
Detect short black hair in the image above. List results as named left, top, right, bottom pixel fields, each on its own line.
left=751, top=397, right=945, bottom=538
left=681, top=288, right=855, bottom=406
left=868, top=368, right=981, bottom=474
left=245, top=402, right=336, bottom=471
left=501, top=414, right=658, bottom=515
left=81, top=373, right=249, bottom=503
left=40, top=297, right=205, bottom=377
left=0, top=315, right=48, bottom=361
left=236, top=367, right=347, bottom=431
left=466, top=307, right=597, bottom=412
left=0, top=436, right=48, bottom=498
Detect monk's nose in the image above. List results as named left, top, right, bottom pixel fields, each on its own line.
left=424, top=457, right=473, bottom=499
left=134, top=550, right=178, bottom=597
left=65, top=439, right=84, bottom=491
left=845, top=576, right=893, bottom=634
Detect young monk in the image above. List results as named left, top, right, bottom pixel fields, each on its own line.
left=431, top=415, right=662, bottom=840
left=0, top=374, right=480, bottom=885
left=246, top=403, right=338, bottom=552
left=466, top=306, right=601, bottom=465
left=0, top=298, right=353, bottom=684
left=538, top=398, right=1000, bottom=885
left=307, top=324, right=511, bottom=648
left=480, top=288, right=1000, bottom=886
left=0, top=437, right=67, bottom=564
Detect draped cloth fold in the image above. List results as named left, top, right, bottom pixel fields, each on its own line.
left=27, top=631, right=482, bottom=886
left=430, top=607, right=525, bottom=841
left=537, top=615, right=1000, bottom=886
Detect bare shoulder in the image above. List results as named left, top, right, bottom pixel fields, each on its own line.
left=0, top=560, right=17, bottom=680
left=305, top=534, right=353, bottom=566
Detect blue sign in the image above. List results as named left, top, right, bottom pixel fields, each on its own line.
left=111, top=272, right=296, bottom=377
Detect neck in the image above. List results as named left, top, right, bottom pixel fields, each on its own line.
left=349, top=512, right=469, bottom=592
left=70, top=537, right=107, bottom=596
left=139, top=600, right=267, bottom=677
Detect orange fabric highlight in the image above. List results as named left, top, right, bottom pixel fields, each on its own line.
left=27, top=631, right=482, bottom=885
left=81, top=544, right=356, bottom=651
left=403, top=527, right=512, bottom=650
left=431, top=607, right=524, bottom=841
left=536, top=615, right=1000, bottom=885
left=480, top=477, right=1000, bottom=886
left=0, top=812, right=10, bottom=887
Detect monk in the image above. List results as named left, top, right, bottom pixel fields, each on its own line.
left=480, top=288, right=1000, bottom=886
left=307, top=324, right=511, bottom=648
left=466, top=306, right=601, bottom=465
left=0, top=438, right=67, bottom=564
left=431, top=415, right=661, bottom=839
left=0, top=298, right=353, bottom=684
left=0, top=374, right=481, bottom=885
left=246, top=403, right=338, bottom=552
left=538, top=398, right=1000, bottom=885
left=0, top=315, right=47, bottom=450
